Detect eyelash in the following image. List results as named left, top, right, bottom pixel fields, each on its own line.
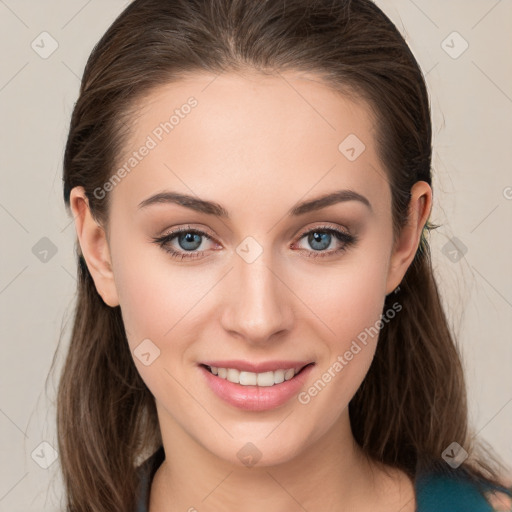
left=151, top=224, right=358, bottom=261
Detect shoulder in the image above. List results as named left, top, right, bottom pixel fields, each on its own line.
left=415, top=469, right=509, bottom=512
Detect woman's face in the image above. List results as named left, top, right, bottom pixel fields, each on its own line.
left=75, top=70, right=428, bottom=467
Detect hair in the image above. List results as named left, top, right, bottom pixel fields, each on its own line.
left=54, top=0, right=510, bottom=510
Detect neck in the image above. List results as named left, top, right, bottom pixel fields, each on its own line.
left=149, top=406, right=415, bottom=512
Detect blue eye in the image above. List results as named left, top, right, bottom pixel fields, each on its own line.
left=175, top=231, right=203, bottom=251
left=152, top=226, right=215, bottom=261
left=152, top=224, right=357, bottom=261
left=294, top=226, right=357, bottom=259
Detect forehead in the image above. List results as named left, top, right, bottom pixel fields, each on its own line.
left=109, top=70, right=389, bottom=218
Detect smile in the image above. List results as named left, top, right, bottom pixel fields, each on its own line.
left=202, top=363, right=313, bottom=387
left=199, top=363, right=315, bottom=411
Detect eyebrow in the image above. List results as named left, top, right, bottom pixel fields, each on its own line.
left=137, top=189, right=372, bottom=217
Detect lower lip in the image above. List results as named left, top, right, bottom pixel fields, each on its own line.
left=199, top=364, right=315, bottom=411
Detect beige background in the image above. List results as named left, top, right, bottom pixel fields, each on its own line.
left=0, top=0, right=511, bottom=510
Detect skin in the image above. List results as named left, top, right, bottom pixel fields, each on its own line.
left=70, top=70, right=433, bottom=511
left=487, top=490, right=512, bottom=511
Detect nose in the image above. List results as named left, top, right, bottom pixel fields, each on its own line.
left=220, top=252, right=294, bottom=346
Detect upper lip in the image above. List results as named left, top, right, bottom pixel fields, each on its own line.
left=200, top=360, right=314, bottom=373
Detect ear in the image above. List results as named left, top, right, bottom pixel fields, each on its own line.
left=385, top=181, right=432, bottom=295
left=69, top=186, right=120, bottom=307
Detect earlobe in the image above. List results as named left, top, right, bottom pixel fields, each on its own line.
left=69, top=186, right=120, bottom=307
left=385, top=181, right=432, bottom=295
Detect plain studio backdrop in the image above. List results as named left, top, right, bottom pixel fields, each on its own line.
left=0, top=1, right=511, bottom=510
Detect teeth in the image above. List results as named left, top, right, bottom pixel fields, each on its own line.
left=208, top=366, right=298, bottom=386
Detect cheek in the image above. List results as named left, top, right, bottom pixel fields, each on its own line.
left=110, top=243, right=225, bottom=399
left=110, top=227, right=208, bottom=341
left=113, top=263, right=170, bottom=344
left=295, top=248, right=390, bottom=402
left=111, top=253, right=206, bottom=395
left=295, top=276, right=387, bottom=435
left=305, top=257, right=390, bottom=349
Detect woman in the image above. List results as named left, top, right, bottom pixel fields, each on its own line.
left=56, top=0, right=512, bottom=510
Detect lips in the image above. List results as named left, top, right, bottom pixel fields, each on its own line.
left=199, top=361, right=316, bottom=411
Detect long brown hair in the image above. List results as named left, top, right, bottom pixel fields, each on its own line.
left=54, top=0, right=510, bottom=510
